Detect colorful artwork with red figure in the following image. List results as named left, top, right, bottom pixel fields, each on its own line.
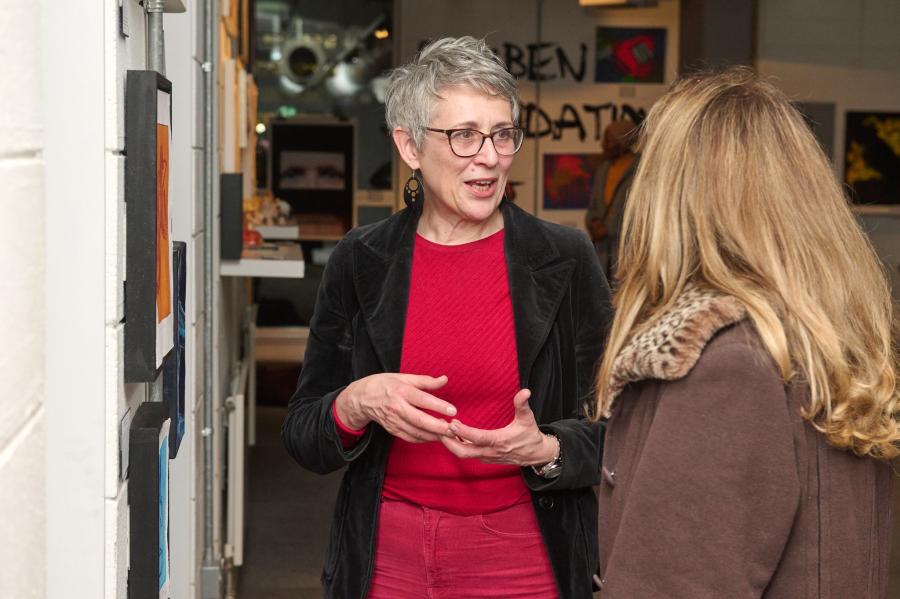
left=543, top=153, right=603, bottom=210
left=595, top=27, right=667, bottom=84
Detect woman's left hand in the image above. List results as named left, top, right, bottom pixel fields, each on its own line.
left=440, top=389, right=558, bottom=466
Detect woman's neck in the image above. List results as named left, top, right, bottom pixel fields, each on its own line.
left=416, top=202, right=504, bottom=245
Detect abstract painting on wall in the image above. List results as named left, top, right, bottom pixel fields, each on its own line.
left=125, top=70, right=175, bottom=381
left=543, top=153, right=604, bottom=210
left=795, top=101, right=836, bottom=161
left=844, top=111, right=900, bottom=205
left=595, top=27, right=666, bottom=84
left=163, top=241, right=187, bottom=458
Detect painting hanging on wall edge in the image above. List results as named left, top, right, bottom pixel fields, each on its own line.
left=127, top=401, right=170, bottom=599
left=595, top=26, right=667, bottom=84
left=543, top=153, right=603, bottom=210
left=844, top=111, right=900, bottom=205
left=125, top=70, right=175, bottom=382
left=794, top=101, right=836, bottom=161
left=163, top=241, right=187, bottom=458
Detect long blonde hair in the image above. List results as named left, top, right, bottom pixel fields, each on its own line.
left=594, top=67, right=900, bottom=460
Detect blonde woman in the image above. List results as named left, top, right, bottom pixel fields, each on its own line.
left=594, top=68, right=899, bottom=598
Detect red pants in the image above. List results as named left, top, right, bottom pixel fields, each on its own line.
left=366, top=499, right=559, bottom=599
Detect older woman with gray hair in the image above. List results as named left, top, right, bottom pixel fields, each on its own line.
left=283, top=36, right=611, bottom=599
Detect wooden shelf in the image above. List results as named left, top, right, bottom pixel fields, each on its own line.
left=251, top=213, right=348, bottom=242
left=220, top=243, right=305, bottom=278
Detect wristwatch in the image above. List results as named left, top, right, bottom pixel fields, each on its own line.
left=531, top=435, right=562, bottom=479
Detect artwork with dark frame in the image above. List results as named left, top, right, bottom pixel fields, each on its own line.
left=844, top=111, right=900, bottom=205
left=163, top=241, right=187, bottom=458
left=595, top=27, right=667, bottom=84
left=128, top=401, right=170, bottom=599
left=269, top=119, right=355, bottom=233
left=543, top=153, right=604, bottom=210
left=125, top=70, right=175, bottom=382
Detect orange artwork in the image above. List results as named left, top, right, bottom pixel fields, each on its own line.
left=156, top=123, right=172, bottom=322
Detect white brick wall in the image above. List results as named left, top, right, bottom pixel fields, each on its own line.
left=0, top=0, right=45, bottom=597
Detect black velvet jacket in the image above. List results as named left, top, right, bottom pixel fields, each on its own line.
left=282, top=200, right=613, bottom=598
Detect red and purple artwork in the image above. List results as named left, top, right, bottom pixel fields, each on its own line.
left=543, top=153, right=603, bottom=210
left=596, top=27, right=667, bottom=84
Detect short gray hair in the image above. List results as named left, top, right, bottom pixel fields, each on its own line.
left=385, top=36, right=520, bottom=147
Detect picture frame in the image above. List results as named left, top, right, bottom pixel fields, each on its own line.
left=595, top=27, right=667, bottom=84
left=844, top=111, right=900, bottom=206
left=268, top=118, right=355, bottom=232
left=163, top=241, right=187, bottom=458
left=543, top=153, right=603, bottom=210
left=128, top=401, right=171, bottom=599
left=125, top=70, right=175, bottom=382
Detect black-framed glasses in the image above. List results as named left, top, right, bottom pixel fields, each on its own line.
left=425, top=126, right=525, bottom=157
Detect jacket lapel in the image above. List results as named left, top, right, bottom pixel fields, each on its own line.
left=502, top=202, right=576, bottom=395
left=352, top=201, right=575, bottom=390
left=353, top=208, right=419, bottom=373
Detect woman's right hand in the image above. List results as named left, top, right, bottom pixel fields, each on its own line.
left=333, top=373, right=456, bottom=443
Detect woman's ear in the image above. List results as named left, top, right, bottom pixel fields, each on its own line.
left=392, top=127, right=421, bottom=171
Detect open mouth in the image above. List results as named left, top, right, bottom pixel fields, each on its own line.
left=465, top=178, right=497, bottom=195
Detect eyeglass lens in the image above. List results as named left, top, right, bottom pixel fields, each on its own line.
left=449, top=128, right=524, bottom=157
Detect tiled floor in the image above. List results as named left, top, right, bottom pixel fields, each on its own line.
left=238, top=405, right=900, bottom=598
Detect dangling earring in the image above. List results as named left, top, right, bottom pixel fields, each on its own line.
left=404, top=170, right=424, bottom=208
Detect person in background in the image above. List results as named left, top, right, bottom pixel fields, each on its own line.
left=593, top=67, right=899, bottom=598
left=282, top=36, right=611, bottom=599
left=584, top=118, right=637, bottom=279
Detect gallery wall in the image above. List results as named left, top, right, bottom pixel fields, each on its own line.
left=1, top=2, right=45, bottom=598
left=43, top=2, right=230, bottom=598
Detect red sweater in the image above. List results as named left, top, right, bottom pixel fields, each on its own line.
left=334, top=229, right=529, bottom=515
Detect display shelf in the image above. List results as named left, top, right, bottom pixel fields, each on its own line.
left=252, top=213, right=348, bottom=242
left=220, top=243, right=305, bottom=278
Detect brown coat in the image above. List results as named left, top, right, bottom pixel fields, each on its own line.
left=597, top=287, right=895, bottom=598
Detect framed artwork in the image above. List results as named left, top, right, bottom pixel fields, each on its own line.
left=128, top=401, right=171, bottom=599
left=844, top=111, right=900, bottom=205
left=543, top=153, right=603, bottom=210
left=795, top=102, right=836, bottom=160
left=595, top=27, right=667, bottom=84
left=163, top=241, right=187, bottom=458
left=269, top=119, right=355, bottom=231
left=278, top=151, right=346, bottom=190
left=125, top=70, right=175, bottom=382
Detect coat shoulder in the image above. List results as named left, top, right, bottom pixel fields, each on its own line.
left=691, top=322, right=781, bottom=384
left=517, top=207, right=595, bottom=259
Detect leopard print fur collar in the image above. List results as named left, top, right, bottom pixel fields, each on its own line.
left=604, top=285, right=747, bottom=415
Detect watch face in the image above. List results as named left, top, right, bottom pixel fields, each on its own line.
left=542, top=464, right=562, bottom=479
left=537, top=458, right=562, bottom=479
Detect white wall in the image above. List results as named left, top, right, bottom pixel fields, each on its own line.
left=0, top=2, right=45, bottom=597
left=166, top=6, right=204, bottom=597
left=43, top=0, right=108, bottom=596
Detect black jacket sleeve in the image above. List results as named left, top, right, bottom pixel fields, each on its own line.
left=281, top=237, right=374, bottom=474
left=526, top=231, right=612, bottom=490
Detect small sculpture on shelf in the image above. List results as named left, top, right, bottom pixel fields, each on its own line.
left=242, top=191, right=294, bottom=246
